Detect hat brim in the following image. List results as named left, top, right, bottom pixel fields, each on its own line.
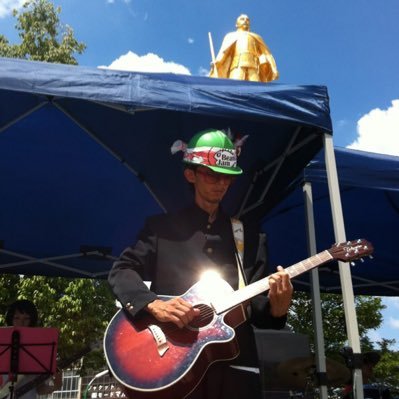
left=183, top=160, right=243, bottom=175
left=205, top=164, right=243, bottom=175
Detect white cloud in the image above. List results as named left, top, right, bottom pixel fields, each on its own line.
left=188, top=38, right=194, bottom=44
left=106, top=0, right=131, bottom=3
left=388, top=317, right=399, bottom=330
left=368, top=329, right=382, bottom=344
left=385, top=297, right=399, bottom=309
left=198, top=66, right=210, bottom=76
left=347, top=99, right=399, bottom=156
left=99, top=51, right=191, bottom=75
left=336, top=119, right=348, bottom=129
left=0, top=0, right=25, bottom=18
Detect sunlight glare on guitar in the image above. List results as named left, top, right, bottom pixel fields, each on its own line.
left=200, top=269, right=222, bottom=282
left=199, top=270, right=226, bottom=297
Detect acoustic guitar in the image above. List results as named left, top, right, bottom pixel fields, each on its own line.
left=104, top=239, right=373, bottom=399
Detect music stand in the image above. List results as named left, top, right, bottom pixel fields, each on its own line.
left=0, top=327, right=59, bottom=399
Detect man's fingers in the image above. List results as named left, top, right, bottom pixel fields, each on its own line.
left=163, top=297, right=200, bottom=328
left=268, top=266, right=292, bottom=296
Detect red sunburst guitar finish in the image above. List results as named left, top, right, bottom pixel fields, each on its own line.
left=104, top=239, right=373, bottom=399
left=104, top=278, right=244, bottom=399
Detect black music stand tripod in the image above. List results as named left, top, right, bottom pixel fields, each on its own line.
left=0, top=327, right=58, bottom=399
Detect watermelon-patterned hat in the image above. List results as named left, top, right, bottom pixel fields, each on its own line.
left=171, top=129, right=244, bottom=175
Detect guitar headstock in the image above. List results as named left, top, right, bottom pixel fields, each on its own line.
left=328, top=239, right=374, bottom=262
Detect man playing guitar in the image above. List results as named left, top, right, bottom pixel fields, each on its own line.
left=108, top=129, right=293, bottom=399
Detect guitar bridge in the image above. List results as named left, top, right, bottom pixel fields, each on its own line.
left=148, top=324, right=169, bottom=357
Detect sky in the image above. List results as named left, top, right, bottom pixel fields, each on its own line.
left=1, top=0, right=398, bottom=350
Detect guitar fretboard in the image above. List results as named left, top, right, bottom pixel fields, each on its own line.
left=212, top=250, right=333, bottom=314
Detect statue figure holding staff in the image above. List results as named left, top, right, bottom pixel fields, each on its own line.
left=209, top=14, right=279, bottom=82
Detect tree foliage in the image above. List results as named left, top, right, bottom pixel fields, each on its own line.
left=288, top=292, right=399, bottom=391
left=0, top=0, right=85, bottom=64
left=288, top=292, right=384, bottom=357
left=374, top=339, right=399, bottom=395
left=0, top=275, right=117, bottom=371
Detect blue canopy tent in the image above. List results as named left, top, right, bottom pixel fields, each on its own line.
left=261, top=147, right=399, bottom=399
left=0, top=58, right=372, bottom=398
left=0, top=57, right=331, bottom=279
left=263, top=147, right=399, bottom=297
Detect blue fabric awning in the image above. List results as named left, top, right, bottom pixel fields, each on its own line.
left=0, top=57, right=331, bottom=278
left=264, top=147, right=399, bottom=296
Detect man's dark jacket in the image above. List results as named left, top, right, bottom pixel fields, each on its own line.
left=108, top=205, right=286, bottom=367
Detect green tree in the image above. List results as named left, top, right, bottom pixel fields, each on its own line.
left=287, top=292, right=399, bottom=393
left=374, top=339, right=399, bottom=395
left=0, top=0, right=85, bottom=64
left=288, top=292, right=385, bottom=358
left=0, top=275, right=117, bottom=371
left=0, top=35, right=20, bottom=58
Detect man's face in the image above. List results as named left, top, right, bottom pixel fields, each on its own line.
left=12, top=310, right=32, bottom=327
left=185, top=166, right=235, bottom=205
left=236, top=14, right=250, bottom=31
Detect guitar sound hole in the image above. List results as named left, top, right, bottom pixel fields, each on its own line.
left=189, top=304, right=214, bottom=329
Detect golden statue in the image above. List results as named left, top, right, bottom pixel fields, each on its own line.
left=209, top=14, right=279, bottom=82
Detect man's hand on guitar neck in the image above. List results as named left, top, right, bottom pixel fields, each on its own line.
left=268, top=266, right=293, bottom=318
left=146, top=297, right=200, bottom=329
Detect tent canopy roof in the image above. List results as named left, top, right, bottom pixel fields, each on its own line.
left=0, top=57, right=331, bottom=279
left=264, top=147, right=399, bottom=296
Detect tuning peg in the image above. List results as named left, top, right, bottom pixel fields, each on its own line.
left=360, top=258, right=364, bottom=263
left=350, top=262, right=355, bottom=266
left=369, top=255, right=374, bottom=260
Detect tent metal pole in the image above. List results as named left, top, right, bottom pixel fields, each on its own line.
left=323, top=133, right=364, bottom=399
left=303, top=181, right=328, bottom=399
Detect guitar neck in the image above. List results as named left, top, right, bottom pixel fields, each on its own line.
left=212, top=250, right=333, bottom=314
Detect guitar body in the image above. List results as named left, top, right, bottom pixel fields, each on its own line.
left=104, top=278, right=246, bottom=399
left=104, top=238, right=373, bottom=399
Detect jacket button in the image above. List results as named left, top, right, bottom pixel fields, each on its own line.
left=206, top=247, right=213, bottom=254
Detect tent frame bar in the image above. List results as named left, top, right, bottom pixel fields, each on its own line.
left=323, top=133, right=364, bottom=399
left=0, top=101, right=47, bottom=134
left=303, top=181, right=328, bottom=399
left=0, top=248, right=115, bottom=278
left=323, top=270, right=399, bottom=293
left=238, top=126, right=309, bottom=217
left=53, top=100, right=167, bottom=213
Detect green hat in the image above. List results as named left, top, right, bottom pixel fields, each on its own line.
left=182, top=129, right=243, bottom=175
